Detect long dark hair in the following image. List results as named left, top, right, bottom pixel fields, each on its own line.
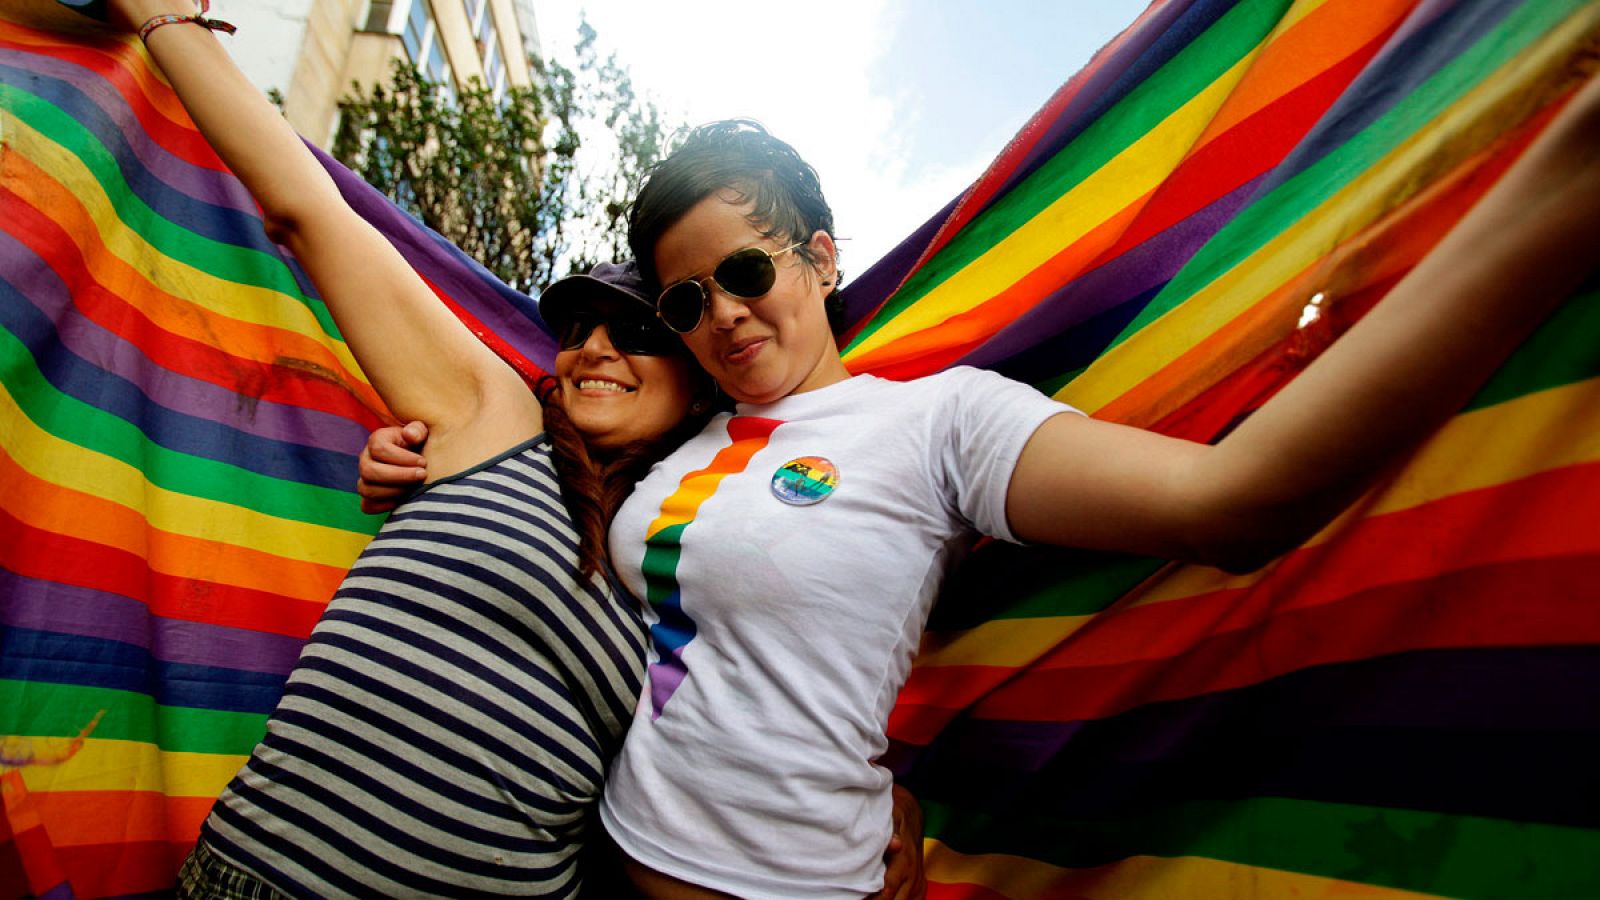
left=536, top=377, right=711, bottom=579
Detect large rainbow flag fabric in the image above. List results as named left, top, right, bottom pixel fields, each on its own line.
left=1, top=0, right=1597, bottom=897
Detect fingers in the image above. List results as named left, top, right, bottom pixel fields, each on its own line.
left=880, top=844, right=925, bottom=900
left=879, top=821, right=915, bottom=900
left=888, top=834, right=925, bottom=900
left=356, top=422, right=428, bottom=513
left=358, top=487, right=406, bottom=516
left=367, top=422, right=428, bottom=466
left=878, top=850, right=910, bottom=900
left=887, top=784, right=927, bottom=900
left=361, top=424, right=427, bottom=477
left=360, top=456, right=427, bottom=486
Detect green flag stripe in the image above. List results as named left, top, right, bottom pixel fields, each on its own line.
left=0, top=84, right=341, bottom=339
left=1, top=325, right=376, bottom=534
left=0, top=678, right=268, bottom=757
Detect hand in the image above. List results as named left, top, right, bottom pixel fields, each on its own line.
left=872, top=784, right=927, bottom=900
left=356, top=421, right=428, bottom=514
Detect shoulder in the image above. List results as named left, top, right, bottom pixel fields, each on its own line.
left=836, top=368, right=1008, bottom=405
left=888, top=366, right=1045, bottom=396
left=896, top=367, right=1068, bottom=419
left=919, top=367, right=1081, bottom=470
left=413, top=434, right=559, bottom=498
left=937, top=365, right=1047, bottom=392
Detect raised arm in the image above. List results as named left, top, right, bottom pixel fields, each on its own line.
left=108, top=1, right=538, bottom=474
left=1008, top=72, right=1600, bottom=571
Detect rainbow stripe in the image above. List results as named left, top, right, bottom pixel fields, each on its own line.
left=2, top=0, right=1598, bottom=896
left=640, top=416, right=781, bottom=718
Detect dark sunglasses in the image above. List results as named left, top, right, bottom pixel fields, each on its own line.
left=656, top=242, right=805, bottom=334
left=556, top=312, right=680, bottom=356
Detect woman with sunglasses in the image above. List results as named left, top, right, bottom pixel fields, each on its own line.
left=78, top=4, right=927, bottom=897
left=71, top=2, right=708, bottom=896
left=577, top=87, right=1598, bottom=898
left=366, top=94, right=1600, bottom=894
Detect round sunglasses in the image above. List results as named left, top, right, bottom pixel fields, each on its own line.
left=655, top=242, right=805, bottom=334
left=556, top=312, right=681, bottom=356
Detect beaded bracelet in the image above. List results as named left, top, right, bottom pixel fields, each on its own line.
left=138, top=0, right=236, bottom=42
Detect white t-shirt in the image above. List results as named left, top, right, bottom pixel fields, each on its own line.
left=600, top=368, right=1075, bottom=897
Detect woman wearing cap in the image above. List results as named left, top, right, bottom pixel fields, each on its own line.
left=66, top=2, right=728, bottom=897
left=566, top=84, right=1595, bottom=896
left=82, top=3, right=925, bottom=896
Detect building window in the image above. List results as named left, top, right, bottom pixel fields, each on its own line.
left=395, top=0, right=456, bottom=102
left=484, top=37, right=506, bottom=101
left=461, top=0, right=506, bottom=100
left=400, top=0, right=427, bottom=60
left=476, top=4, right=495, bottom=54
left=425, top=33, right=456, bottom=103
left=364, top=0, right=395, bottom=32
left=464, top=0, right=491, bottom=52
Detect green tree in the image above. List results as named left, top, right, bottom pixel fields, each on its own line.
left=332, top=21, right=673, bottom=292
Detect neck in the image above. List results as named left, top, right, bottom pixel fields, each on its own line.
left=790, top=347, right=853, bottom=397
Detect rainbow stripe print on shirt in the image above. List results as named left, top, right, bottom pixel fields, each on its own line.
left=640, top=416, right=781, bottom=719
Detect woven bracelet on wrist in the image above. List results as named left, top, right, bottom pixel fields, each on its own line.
left=137, top=0, right=236, bottom=42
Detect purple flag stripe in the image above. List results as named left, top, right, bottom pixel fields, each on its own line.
left=0, top=228, right=370, bottom=453
left=0, top=49, right=264, bottom=217
left=1, top=570, right=306, bottom=676
left=958, top=173, right=1266, bottom=370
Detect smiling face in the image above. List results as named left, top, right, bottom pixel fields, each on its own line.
left=654, top=191, right=850, bottom=405
left=554, top=320, right=699, bottom=449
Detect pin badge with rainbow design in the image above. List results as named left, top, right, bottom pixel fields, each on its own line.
left=771, top=456, right=839, bottom=506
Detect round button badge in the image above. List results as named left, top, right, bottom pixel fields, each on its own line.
left=771, top=456, right=839, bottom=506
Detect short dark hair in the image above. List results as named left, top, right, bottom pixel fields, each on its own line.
left=628, top=119, right=846, bottom=334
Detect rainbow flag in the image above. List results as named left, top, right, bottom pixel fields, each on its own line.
left=1, top=0, right=1596, bottom=896
left=0, top=8, right=554, bottom=896
left=850, top=0, right=1600, bottom=896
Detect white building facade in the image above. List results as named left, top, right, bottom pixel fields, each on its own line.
left=210, top=0, right=542, bottom=147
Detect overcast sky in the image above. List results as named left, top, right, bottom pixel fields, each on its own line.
left=535, top=1, right=1152, bottom=274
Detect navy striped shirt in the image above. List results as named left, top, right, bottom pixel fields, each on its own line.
left=202, top=437, right=646, bottom=898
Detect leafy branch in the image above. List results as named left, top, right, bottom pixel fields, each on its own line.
left=331, top=21, right=673, bottom=292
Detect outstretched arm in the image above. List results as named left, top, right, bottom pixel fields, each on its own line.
left=106, top=1, right=538, bottom=474
left=1008, top=72, right=1600, bottom=571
